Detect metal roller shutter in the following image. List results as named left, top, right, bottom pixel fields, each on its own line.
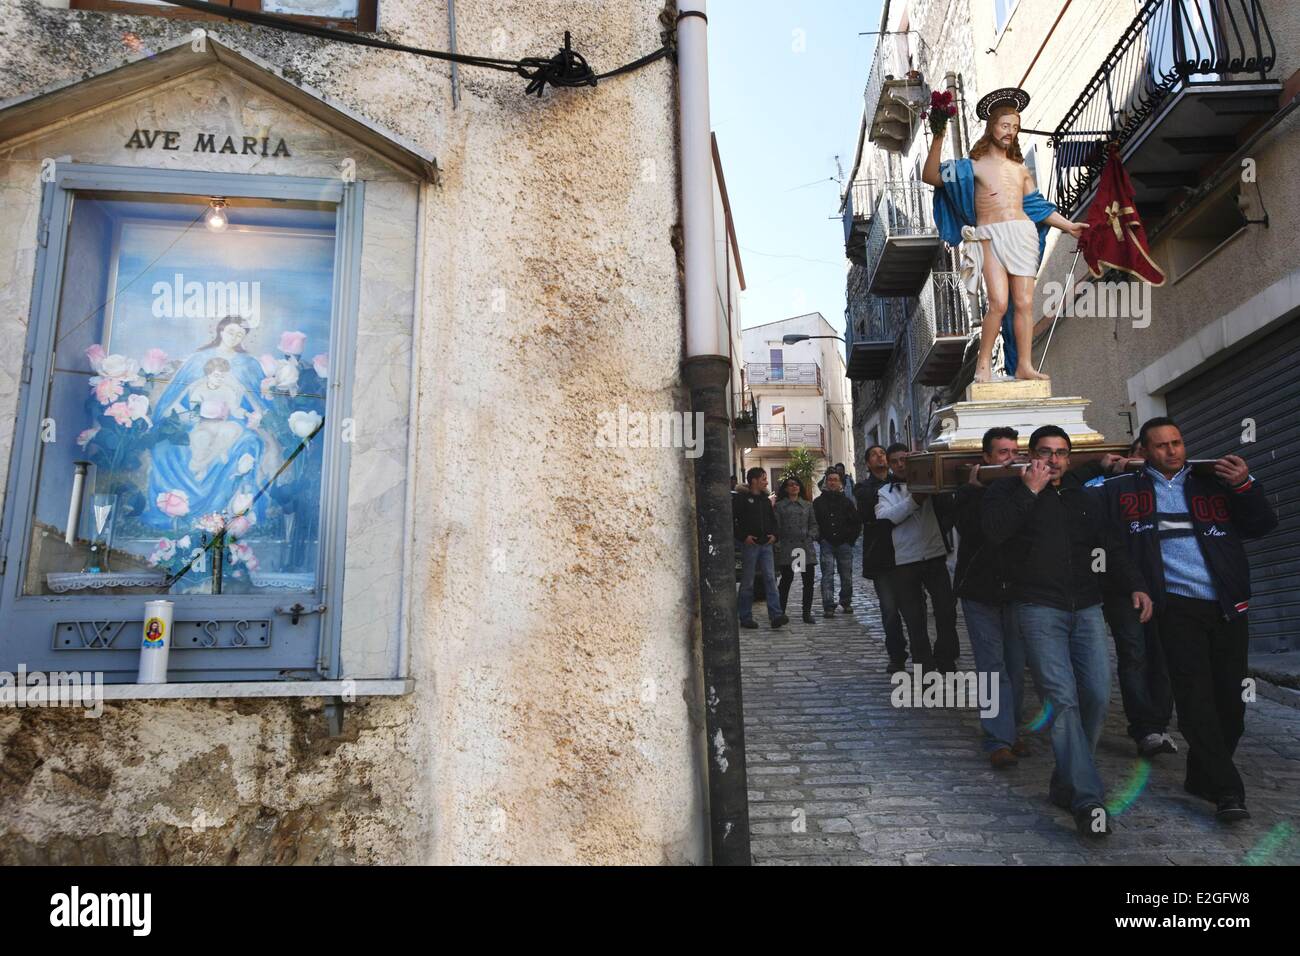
left=1166, top=316, right=1299, bottom=651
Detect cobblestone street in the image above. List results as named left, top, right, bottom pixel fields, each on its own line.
left=740, top=548, right=1300, bottom=865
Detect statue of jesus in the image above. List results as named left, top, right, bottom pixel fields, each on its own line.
left=922, top=88, right=1088, bottom=383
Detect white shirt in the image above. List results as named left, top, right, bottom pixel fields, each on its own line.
left=874, top=481, right=946, bottom=566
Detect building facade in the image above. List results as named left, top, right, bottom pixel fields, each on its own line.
left=0, top=0, right=711, bottom=863
left=741, top=313, right=854, bottom=488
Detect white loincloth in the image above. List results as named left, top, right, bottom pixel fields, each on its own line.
left=959, top=219, right=1040, bottom=293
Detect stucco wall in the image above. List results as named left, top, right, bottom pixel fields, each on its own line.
left=0, top=0, right=708, bottom=865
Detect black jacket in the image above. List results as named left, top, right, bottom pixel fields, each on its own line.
left=813, top=490, right=861, bottom=546
left=954, top=464, right=1101, bottom=603
left=733, top=488, right=778, bottom=545
left=1084, top=467, right=1278, bottom=621
left=953, top=482, right=1012, bottom=603
left=981, top=470, right=1145, bottom=612
left=855, top=473, right=895, bottom=576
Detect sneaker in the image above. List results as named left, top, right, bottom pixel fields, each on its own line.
left=840, top=599, right=852, bottom=612
left=739, top=619, right=759, bottom=630
left=1074, top=804, right=1110, bottom=838
left=1011, top=738, right=1032, bottom=758
left=771, top=614, right=789, bottom=629
left=989, top=747, right=1018, bottom=770
left=1215, top=797, right=1250, bottom=824
left=823, top=606, right=837, bottom=617
left=802, top=612, right=816, bottom=624
left=1138, top=732, right=1177, bottom=757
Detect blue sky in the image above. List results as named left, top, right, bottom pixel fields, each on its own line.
left=708, top=0, right=883, bottom=339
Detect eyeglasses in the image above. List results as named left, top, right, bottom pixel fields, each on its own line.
left=1033, top=448, right=1071, bottom=460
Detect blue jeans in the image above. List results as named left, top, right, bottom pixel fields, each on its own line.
left=1016, top=602, right=1110, bottom=812
left=818, top=541, right=854, bottom=611
left=961, top=598, right=1026, bottom=752
left=739, top=542, right=782, bottom=623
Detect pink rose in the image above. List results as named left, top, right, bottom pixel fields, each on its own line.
left=76, top=427, right=100, bottom=447
left=156, top=490, right=190, bottom=517
left=105, top=401, right=133, bottom=426
left=140, top=348, right=168, bottom=375
left=227, top=515, right=252, bottom=537
left=92, top=377, right=123, bottom=405
left=259, top=353, right=278, bottom=376
left=197, top=513, right=226, bottom=534
left=278, top=331, right=307, bottom=355
left=312, top=354, right=329, bottom=379
left=85, top=344, right=106, bottom=370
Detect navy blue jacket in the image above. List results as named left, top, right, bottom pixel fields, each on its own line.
left=1083, top=467, right=1278, bottom=621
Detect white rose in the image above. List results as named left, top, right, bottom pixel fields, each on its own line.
left=126, top=394, right=151, bottom=421
left=229, top=491, right=255, bottom=516
left=98, top=354, right=136, bottom=380
left=288, top=410, right=323, bottom=439
left=274, top=361, right=300, bottom=391
left=236, top=453, right=255, bottom=475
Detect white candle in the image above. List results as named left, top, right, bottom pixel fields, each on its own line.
left=137, top=600, right=175, bottom=684
left=65, top=461, right=89, bottom=547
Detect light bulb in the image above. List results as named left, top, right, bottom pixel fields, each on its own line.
left=205, top=198, right=228, bottom=232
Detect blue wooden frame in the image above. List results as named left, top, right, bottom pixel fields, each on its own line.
left=0, top=163, right=363, bottom=682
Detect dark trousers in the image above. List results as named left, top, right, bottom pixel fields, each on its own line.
left=1102, top=590, right=1174, bottom=741
left=881, top=556, right=959, bottom=666
left=1157, top=594, right=1249, bottom=800
left=872, top=573, right=907, bottom=662
left=778, top=564, right=816, bottom=614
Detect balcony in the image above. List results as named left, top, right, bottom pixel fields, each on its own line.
left=756, top=424, right=825, bottom=451
left=845, top=294, right=908, bottom=381
left=864, top=32, right=930, bottom=151
left=842, top=178, right=877, bottom=267
left=865, top=180, right=942, bottom=296
left=745, top=362, right=823, bottom=394
left=911, top=271, right=981, bottom=386
left=1052, top=0, right=1279, bottom=220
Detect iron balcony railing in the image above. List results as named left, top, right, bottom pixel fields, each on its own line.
left=863, top=31, right=931, bottom=146
left=909, top=271, right=982, bottom=382
left=745, top=362, right=823, bottom=389
left=847, top=292, right=909, bottom=350
left=865, top=179, right=938, bottom=274
left=841, top=178, right=878, bottom=243
left=757, top=424, right=825, bottom=450
left=1052, top=0, right=1276, bottom=214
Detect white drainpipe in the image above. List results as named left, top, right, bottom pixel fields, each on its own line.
left=678, top=0, right=720, bottom=358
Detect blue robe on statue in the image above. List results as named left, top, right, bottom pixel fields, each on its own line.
left=932, top=158, right=1058, bottom=374
left=142, top=349, right=270, bottom=530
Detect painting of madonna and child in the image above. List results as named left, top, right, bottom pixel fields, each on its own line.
left=23, top=192, right=339, bottom=597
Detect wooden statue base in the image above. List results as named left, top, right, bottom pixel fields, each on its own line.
left=904, top=444, right=1132, bottom=493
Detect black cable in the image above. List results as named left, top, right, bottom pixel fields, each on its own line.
left=160, top=0, right=670, bottom=96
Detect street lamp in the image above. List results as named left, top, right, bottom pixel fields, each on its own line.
left=783, top=333, right=845, bottom=344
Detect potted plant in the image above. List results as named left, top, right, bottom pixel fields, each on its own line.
left=781, top=447, right=822, bottom=501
